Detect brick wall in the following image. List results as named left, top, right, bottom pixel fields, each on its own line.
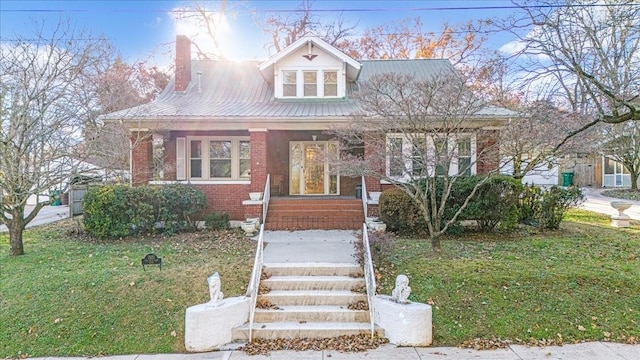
left=196, top=183, right=251, bottom=220
left=131, top=132, right=153, bottom=185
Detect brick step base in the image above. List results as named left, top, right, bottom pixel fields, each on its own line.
left=266, top=198, right=363, bottom=230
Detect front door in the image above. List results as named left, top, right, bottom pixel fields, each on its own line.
left=290, top=141, right=339, bottom=195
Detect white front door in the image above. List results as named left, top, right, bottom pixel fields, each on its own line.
left=289, top=141, right=339, bottom=195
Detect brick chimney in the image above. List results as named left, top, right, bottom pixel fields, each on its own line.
left=175, top=35, right=191, bottom=92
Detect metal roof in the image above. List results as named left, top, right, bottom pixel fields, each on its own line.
left=101, top=59, right=516, bottom=121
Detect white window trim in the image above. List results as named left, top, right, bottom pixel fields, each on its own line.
left=386, top=133, right=477, bottom=180
left=276, top=68, right=343, bottom=98
left=184, top=136, right=250, bottom=181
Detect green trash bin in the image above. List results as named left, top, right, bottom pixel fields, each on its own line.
left=561, top=172, right=574, bottom=186
left=50, top=190, right=62, bottom=206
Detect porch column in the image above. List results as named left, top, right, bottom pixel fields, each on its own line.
left=249, top=129, right=268, bottom=192
left=130, top=131, right=153, bottom=186
left=477, top=130, right=499, bottom=175
left=245, top=129, right=268, bottom=222
left=364, top=135, right=383, bottom=193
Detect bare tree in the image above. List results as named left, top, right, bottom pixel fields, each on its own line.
left=500, top=99, right=598, bottom=179
left=0, top=19, right=111, bottom=256
left=498, top=0, right=640, bottom=147
left=332, top=71, right=500, bottom=252
left=601, top=122, right=640, bottom=190
left=85, top=57, right=169, bottom=180
left=256, top=0, right=357, bottom=54
left=171, top=0, right=229, bottom=59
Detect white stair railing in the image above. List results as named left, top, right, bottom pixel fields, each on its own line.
left=362, top=223, right=376, bottom=339
left=361, top=176, right=368, bottom=222
left=246, top=174, right=270, bottom=342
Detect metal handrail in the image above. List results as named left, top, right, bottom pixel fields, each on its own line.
left=361, top=176, right=368, bottom=222
left=362, top=223, right=376, bottom=339
left=247, top=174, right=270, bottom=342
left=246, top=224, right=265, bottom=342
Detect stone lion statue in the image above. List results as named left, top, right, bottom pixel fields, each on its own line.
left=207, top=272, right=224, bottom=304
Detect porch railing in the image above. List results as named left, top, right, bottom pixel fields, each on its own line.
left=361, top=175, right=368, bottom=221
left=362, top=223, right=376, bottom=339
left=246, top=174, right=270, bottom=342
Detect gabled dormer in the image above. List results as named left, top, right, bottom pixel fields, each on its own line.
left=259, top=36, right=361, bottom=99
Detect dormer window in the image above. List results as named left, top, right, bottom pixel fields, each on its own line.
left=280, top=69, right=342, bottom=98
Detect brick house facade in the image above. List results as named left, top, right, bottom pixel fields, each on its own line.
left=104, top=36, right=513, bottom=225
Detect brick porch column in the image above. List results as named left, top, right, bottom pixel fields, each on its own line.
left=245, top=129, right=268, bottom=221
left=477, top=130, right=499, bottom=175
left=364, top=134, right=383, bottom=192
left=130, top=131, right=153, bottom=185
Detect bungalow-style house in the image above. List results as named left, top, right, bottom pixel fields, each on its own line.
left=101, top=35, right=514, bottom=229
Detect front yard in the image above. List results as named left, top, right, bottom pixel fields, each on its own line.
left=1, top=209, right=638, bottom=357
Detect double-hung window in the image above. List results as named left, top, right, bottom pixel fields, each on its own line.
left=386, top=133, right=476, bottom=179
left=184, top=137, right=250, bottom=180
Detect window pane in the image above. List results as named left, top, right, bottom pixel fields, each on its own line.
left=605, top=157, right=615, bottom=174
left=458, top=138, right=471, bottom=156
left=389, top=137, right=404, bottom=177
left=191, top=160, right=202, bottom=177
left=210, top=160, right=231, bottom=178
left=458, top=158, right=471, bottom=176
left=210, top=141, right=231, bottom=158
left=324, top=71, right=337, bottom=96
left=239, top=141, right=250, bottom=158
left=434, top=138, right=448, bottom=176
left=412, top=137, right=426, bottom=176
left=190, top=141, right=202, bottom=178
left=303, top=71, right=317, bottom=96
left=239, top=159, right=251, bottom=178
left=283, top=71, right=296, bottom=96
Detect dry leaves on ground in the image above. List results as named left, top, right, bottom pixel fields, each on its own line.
left=241, top=334, right=389, bottom=355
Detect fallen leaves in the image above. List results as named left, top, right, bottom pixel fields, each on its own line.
left=256, top=299, right=280, bottom=310
left=241, top=334, right=389, bottom=355
left=459, top=337, right=510, bottom=350
left=348, top=300, right=369, bottom=311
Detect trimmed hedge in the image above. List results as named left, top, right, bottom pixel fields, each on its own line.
left=83, top=184, right=207, bottom=239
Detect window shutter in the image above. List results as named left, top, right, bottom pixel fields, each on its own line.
left=176, top=137, right=186, bottom=180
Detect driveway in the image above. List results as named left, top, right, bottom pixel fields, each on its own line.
left=580, top=187, right=640, bottom=220
left=0, top=205, right=70, bottom=233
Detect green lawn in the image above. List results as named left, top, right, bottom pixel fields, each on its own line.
left=1, top=210, right=639, bottom=357
left=371, top=209, right=640, bottom=346
left=0, top=221, right=255, bottom=358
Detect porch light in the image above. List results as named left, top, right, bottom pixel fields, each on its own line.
left=312, top=135, right=317, bottom=141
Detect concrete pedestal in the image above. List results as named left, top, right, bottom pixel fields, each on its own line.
left=184, top=296, right=249, bottom=352
left=374, top=295, right=432, bottom=346
left=611, top=215, right=631, bottom=228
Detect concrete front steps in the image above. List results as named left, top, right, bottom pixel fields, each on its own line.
left=232, top=262, right=384, bottom=341
left=265, top=198, right=364, bottom=230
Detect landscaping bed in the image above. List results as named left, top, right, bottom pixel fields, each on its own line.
left=602, top=189, right=640, bottom=201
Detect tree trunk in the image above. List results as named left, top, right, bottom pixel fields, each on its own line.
left=9, top=218, right=26, bottom=256
left=8, top=206, right=27, bottom=256
left=430, top=235, right=441, bottom=253
left=631, top=172, right=638, bottom=190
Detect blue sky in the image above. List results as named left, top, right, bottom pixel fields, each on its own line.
left=0, top=0, right=520, bottom=65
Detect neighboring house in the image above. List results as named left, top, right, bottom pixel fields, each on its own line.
left=100, top=35, right=514, bottom=227
left=558, top=153, right=638, bottom=188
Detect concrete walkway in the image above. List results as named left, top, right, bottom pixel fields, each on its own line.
left=28, top=341, right=639, bottom=359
